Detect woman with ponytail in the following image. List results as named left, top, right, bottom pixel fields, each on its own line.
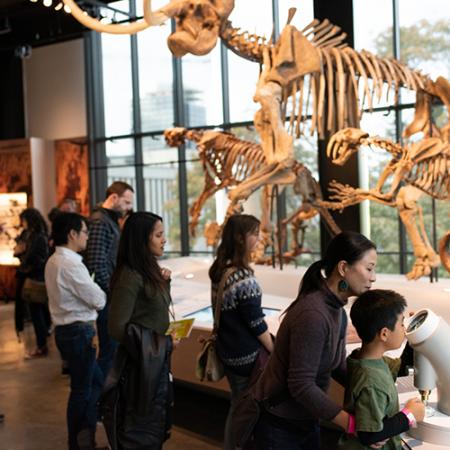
left=209, top=214, right=273, bottom=450
left=253, top=231, right=377, bottom=450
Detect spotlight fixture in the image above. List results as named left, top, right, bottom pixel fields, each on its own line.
left=29, top=0, right=71, bottom=13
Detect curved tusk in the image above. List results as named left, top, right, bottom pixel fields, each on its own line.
left=143, top=0, right=170, bottom=26
left=63, top=0, right=150, bottom=34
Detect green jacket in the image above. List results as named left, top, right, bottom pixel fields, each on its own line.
left=108, top=265, right=171, bottom=343
left=339, top=351, right=402, bottom=450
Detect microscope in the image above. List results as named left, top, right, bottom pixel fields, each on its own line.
left=406, top=308, right=450, bottom=445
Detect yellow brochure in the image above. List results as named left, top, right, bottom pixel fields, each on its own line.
left=165, top=318, right=195, bottom=339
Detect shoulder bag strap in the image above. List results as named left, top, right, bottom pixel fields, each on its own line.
left=212, top=267, right=236, bottom=335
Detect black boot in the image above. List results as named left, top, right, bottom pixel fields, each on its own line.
left=77, top=429, right=95, bottom=450
left=77, top=429, right=109, bottom=450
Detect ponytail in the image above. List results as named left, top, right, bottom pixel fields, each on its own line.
left=298, top=259, right=325, bottom=297
left=283, top=259, right=325, bottom=315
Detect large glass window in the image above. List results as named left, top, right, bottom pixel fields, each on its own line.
left=227, top=0, right=273, bottom=123
left=352, top=0, right=449, bottom=276
left=142, top=136, right=181, bottom=253
left=182, top=48, right=223, bottom=127
left=137, top=25, right=175, bottom=132
left=101, top=1, right=133, bottom=136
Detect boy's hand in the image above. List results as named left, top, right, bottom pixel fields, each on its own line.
left=405, top=398, right=425, bottom=422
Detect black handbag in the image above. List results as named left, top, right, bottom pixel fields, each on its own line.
left=21, top=278, right=48, bottom=304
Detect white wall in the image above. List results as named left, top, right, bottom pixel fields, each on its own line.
left=30, top=137, right=56, bottom=215
left=23, top=39, right=86, bottom=140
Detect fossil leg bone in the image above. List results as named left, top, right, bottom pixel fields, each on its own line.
left=396, top=186, right=440, bottom=280
left=439, top=230, right=450, bottom=273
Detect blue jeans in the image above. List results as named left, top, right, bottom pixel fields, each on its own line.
left=254, top=410, right=320, bottom=450
left=55, top=322, right=104, bottom=450
left=224, top=369, right=250, bottom=450
left=96, top=303, right=117, bottom=378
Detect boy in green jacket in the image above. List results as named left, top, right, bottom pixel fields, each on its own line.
left=340, top=289, right=425, bottom=449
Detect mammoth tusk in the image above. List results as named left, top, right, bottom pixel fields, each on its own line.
left=62, top=0, right=150, bottom=34
left=143, top=0, right=170, bottom=27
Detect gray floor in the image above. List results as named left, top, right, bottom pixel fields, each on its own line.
left=0, top=302, right=221, bottom=450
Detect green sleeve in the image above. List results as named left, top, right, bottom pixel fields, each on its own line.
left=354, top=387, right=390, bottom=433
left=108, top=269, right=143, bottom=343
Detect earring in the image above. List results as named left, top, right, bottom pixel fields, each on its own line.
left=338, top=279, right=349, bottom=292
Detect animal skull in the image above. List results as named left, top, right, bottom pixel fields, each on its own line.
left=326, top=127, right=369, bottom=165
left=146, top=0, right=235, bottom=56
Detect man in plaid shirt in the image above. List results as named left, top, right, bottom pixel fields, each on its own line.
left=86, top=181, right=134, bottom=377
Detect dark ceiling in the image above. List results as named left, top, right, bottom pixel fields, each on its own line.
left=0, top=0, right=87, bottom=51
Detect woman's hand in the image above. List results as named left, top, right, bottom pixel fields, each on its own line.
left=161, top=267, right=172, bottom=280
left=171, top=333, right=181, bottom=349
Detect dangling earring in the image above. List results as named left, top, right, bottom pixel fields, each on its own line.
left=338, top=279, right=349, bottom=292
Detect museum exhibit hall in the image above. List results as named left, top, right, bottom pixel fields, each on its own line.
left=0, top=0, right=449, bottom=449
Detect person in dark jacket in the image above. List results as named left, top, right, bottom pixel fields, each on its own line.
left=85, top=181, right=134, bottom=378
left=17, top=208, right=50, bottom=359
left=253, top=231, right=378, bottom=450
left=107, top=212, right=174, bottom=450
left=209, top=214, right=273, bottom=450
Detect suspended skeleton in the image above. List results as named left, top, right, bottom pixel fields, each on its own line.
left=139, top=1, right=449, bottom=218
left=65, top=0, right=450, bottom=270
left=320, top=126, right=450, bottom=280
left=163, top=127, right=340, bottom=262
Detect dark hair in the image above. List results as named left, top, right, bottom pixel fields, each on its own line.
left=298, top=231, right=376, bottom=298
left=209, top=214, right=260, bottom=284
left=19, top=208, right=48, bottom=235
left=105, top=181, right=134, bottom=199
left=47, top=207, right=61, bottom=224
left=51, top=212, right=87, bottom=246
left=351, top=289, right=407, bottom=343
left=112, top=212, right=166, bottom=291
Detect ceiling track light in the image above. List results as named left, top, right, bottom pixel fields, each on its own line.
left=43, top=0, right=53, bottom=7
left=54, top=2, right=63, bottom=10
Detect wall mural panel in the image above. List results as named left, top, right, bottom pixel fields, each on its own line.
left=54, top=139, right=90, bottom=216
left=0, top=140, right=32, bottom=197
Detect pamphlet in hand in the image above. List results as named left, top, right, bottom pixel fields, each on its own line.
left=166, top=318, right=195, bottom=339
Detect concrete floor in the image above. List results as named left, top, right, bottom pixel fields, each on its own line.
left=0, top=302, right=221, bottom=450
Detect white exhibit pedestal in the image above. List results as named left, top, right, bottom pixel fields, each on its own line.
left=400, top=390, right=450, bottom=448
